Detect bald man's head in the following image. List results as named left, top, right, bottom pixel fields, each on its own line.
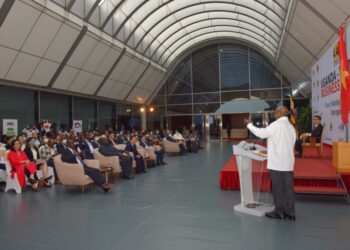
left=274, top=106, right=289, bottom=120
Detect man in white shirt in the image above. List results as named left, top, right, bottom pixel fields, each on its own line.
left=245, top=106, right=297, bottom=220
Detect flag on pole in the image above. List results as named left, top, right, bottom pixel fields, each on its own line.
left=289, top=95, right=297, bottom=125
left=339, top=25, right=350, bottom=126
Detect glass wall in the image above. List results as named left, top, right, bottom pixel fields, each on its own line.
left=0, top=85, right=36, bottom=134
left=148, top=43, right=308, bottom=133
left=40, top=92, right=70, bottom=131
left=0, top=85, right=142, bottom=136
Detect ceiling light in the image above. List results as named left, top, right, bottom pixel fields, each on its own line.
left=98, top=0, right=105, bottom=6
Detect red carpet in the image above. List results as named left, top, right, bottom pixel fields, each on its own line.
left=220, top=145, right=350, bottom=196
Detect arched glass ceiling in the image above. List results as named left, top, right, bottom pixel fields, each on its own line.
left=51, top=0, right=290, bottom=68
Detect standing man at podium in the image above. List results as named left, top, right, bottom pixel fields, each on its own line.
left=244, top=106, right=297, bottom=220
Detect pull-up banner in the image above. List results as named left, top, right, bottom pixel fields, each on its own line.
left=311, top=38, right=346, bottom=145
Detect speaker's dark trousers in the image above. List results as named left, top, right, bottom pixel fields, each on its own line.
left=269, top=169, right=295, bottom=216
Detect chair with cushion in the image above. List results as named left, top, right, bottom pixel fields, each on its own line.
left=1, top=156, right=22, bottom=194
left=302, top=125, right=325, bottom=158
left=53, top=155, right=99, bottom=192
left=93, top=149, right=122, bottom=182
left=163, top=139, right=180, bottom=155
left=115, top=144, right=126, bottom=151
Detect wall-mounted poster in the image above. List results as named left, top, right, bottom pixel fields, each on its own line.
left=311, top=39, right=346, bottom=145
left=73, top=120, right=83, bottom=134
left=3, top=119, right=18, bottom=137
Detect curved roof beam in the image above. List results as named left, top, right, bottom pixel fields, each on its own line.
left=162, top=31, right=275, bottom=67
left=100, top=0, right=126, bottom=30
left=154, top=25, right=277, bottom=63
left=124, top=0, right=175, bottom=44
left=113, top=0, right=148, bottom=38
left=149, top=18, right=279, bottom=60
left=141, top=11, right=281, bottom=55
left=129, top=1, right=283, bottom=51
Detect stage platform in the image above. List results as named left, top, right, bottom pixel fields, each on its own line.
left=220, top=145, right=350, bottom=201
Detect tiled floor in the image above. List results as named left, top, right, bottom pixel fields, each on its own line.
left=0, top=141, right=349, bottom=250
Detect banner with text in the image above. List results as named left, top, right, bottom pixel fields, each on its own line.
left=2, top=119, right=18, bottom=137
left=311, top=39, right=346, bottom=145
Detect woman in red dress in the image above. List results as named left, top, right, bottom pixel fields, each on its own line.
left=7, top=139, right=39, bottom=191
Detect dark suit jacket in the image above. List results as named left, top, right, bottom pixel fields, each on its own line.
left=91, top=140, right=100, bottom=149
left=78, top=139, right=94, bottom=159
left=99, top=145, right=120, bottom=157
left=116, top=135, right=126, bottom=144
left=311, top=124, right=324, bottom=139
left=166, top=135, right=177, bottom=143
left=24, top=147, right=39, bottom=162
left=61, top=148, right=80, bottom=164
left=139, top=141, right=150, bottom=148
left=126, top=143, right=140, bottom=157
left=55, top=143, right=65, bottom=154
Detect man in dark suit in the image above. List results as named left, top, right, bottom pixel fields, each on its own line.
left=61, top=139, right=112, bottom=192
left=295, top=115, right=324, bottom=157
left=55, top=134, right=66, bottom=154
left=126, top=136, right=146, bottom=174
left=98, top=137, right=134, bottom=179
left=140, top=136, right=166, bottom=166
left=77, top=134, right=95, bottom=160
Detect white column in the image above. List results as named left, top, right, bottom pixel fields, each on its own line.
left=141, top=111, right=147, bottom=130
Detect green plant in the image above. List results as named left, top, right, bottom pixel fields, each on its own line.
left=296, top=105, right=312, bottom=134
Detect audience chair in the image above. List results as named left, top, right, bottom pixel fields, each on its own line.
left=93, top=149, right=122, bottom=183
left=302, top=125, right=325, bottom=158
left=1, top=156, right=22, bottom=194
left=115, top=144, right=126, bottom=151
left=163, top=139, right=181, bottom=155
left=53, top=155, right=96, bottom=193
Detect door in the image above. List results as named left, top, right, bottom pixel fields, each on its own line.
left=207, top=114, right=222, bottom=140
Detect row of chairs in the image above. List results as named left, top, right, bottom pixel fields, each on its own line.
left=1, top=139, right=184, bottom=194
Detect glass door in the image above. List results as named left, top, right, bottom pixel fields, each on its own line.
left=207, top=114, right=222, bottom=140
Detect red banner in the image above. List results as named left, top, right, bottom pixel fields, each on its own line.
left=339, top=25, right=350, bottom=126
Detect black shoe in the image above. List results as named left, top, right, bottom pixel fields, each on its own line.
left=265, top=211, right=284, bottom=219
left=295, top=153, right=302, bottom=158
left=28, top=178, right=38, bottom=185
left=136, top=171, right=142, bottom=174
left=284, top=213, right=296, bottom=221
left=44, top=175, right=53, bottom=181
left=161, top=161, right=167, bottom=165
left=142, top=170, right=147, bottom=173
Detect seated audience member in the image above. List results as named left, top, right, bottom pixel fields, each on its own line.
left=77, top=132, right=95, bottom=160
left=108, top=131, right=117, bottom=146
left=31, top=132, right=41, bottom=148
left=7, top=139, right=39, bottom=191
left=91, top=135, right=100, bottom=148
left=16, top=135, right=26, bottom=151
left=99, top=137, right=134, bottom=179
left=24, top=138, right=52, bottom=187
left=55, top=134, right=66, bottom=154
left=138, top=135, right=156, bottom=168
left=166, top=132, right=186, bottom=155
left=140, top=136, right=165, bottom=166
left=295, top=115, right=324, bottom=158
left=61, top=139, right=112, bottom=192
left=126, top=136, right=146, bottom=174
left=116, top=131, right=127, bottom=144
left=22, top=125, right=33, bottom=139
left=39, top=137, right=59, bottom=183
